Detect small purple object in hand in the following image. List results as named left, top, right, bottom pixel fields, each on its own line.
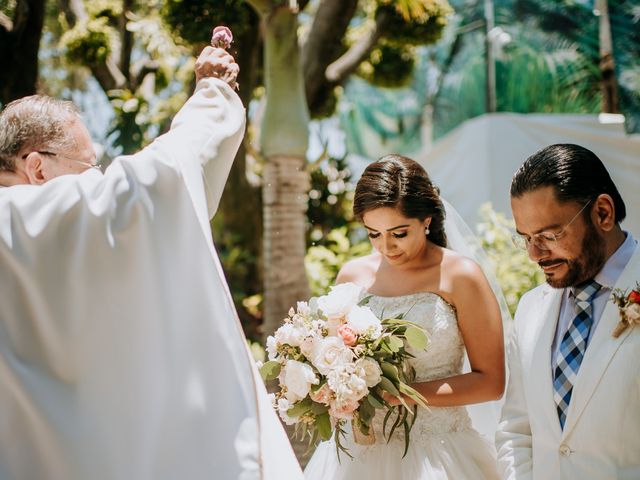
left=211, top=26, right=233, bottom=49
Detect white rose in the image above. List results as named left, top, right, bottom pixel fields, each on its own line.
left=327, top=365, right=368, bottom=404
left=280, top=360, right=319, bottom=403
left=626, top=303, right=640, bottom=323
left=276, top=398, right=297, bottom=425
left=266, top=336, right=278, bottom=360
left=300, top=335, right=319, bottom=359
left=347, top=372, right=368, bottom=401
left=317, top=283, right=364, bottom=318
left=311, top=337, right=354, bottom=375
left=275, top=323, right=305, bottom=347
left=354, top=357, right=382, bottom=388
left=347, top=305, right=382, bottom=339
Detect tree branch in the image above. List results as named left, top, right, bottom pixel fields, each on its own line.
left=59, top=0, right=126, bottom=92
left=130, top=59, right=159, bottom=90
left=119, top=0, right=134, bottom=82
left=302, top=0, right=357, bottom=113
left=12, top=0, right=31, bottom=32
left=325, top=9, right=392, bottom=84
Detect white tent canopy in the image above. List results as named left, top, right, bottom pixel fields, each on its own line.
left=416, top=113, right=640, bottom=237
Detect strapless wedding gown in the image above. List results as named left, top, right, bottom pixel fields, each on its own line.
left=304, top=292, right=500, bottom=479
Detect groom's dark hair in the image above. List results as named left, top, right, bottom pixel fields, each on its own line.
left=510, top=143, right=626, bottom=223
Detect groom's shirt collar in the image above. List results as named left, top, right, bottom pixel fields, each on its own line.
left=593, top=231, right=636, bottom=290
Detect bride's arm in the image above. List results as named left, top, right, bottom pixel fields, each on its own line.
left=391, top=257, right=505, bottom=407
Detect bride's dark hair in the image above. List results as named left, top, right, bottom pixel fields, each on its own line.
left=353, top=154, right=447, bottom=248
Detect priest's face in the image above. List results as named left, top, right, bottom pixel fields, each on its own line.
left=511, top=186, right=606, bottom=288
left=15, top=118, right=98, bottom=185
left=34, top=119, right=98, bottom=182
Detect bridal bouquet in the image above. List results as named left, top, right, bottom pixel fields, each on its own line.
left=260, top=282, right=429, bottom=457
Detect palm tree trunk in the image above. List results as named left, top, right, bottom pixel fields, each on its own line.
left=257, top=4, right=311, bottom=337
left=596, top=0, right=619, bottom=113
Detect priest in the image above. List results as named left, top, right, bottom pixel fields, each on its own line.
left=0, top=42, right=302, bottom=479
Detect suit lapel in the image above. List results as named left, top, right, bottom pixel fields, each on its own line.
left=527, top=284, right=564, bottom=438
left=562, top=244, right=640, bottom=437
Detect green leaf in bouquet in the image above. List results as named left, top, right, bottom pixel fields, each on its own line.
left=259, top=360, right=281, bottom=381
left=358, top=396, right=376, bottom=423
left=316, top=412, right=332, bottom=441
left=398, top=382, right=429, bottom=409
left=405, top=326, right=429, bottom=350
left=387, top=406, right=407, bottom=442
left=379, top=376, right=400, bottom=397
left=382, top=407, right=394, bottom=439
left=367, top=392, right=385, bottom=409
left=387, top=335, right=404, bottom=353
left=311, top=401, right=329, bottom=415
left=357, top=294, right=373, bottom=306
left=402, top=405, right=419, bottom=459
left=286, top=397, right=313, bottom=418
left=334, top=421, right=354, bottom=461
left=381, top=362, right=400, bottom=382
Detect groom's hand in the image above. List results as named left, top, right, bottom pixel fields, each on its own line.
left=195, top=46, right=239, bottom=89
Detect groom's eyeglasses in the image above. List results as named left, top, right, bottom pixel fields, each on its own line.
left=512, top=199, right=592, bottom=251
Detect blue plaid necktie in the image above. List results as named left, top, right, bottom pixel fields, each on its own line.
left=553, top=280, right=601, bottom=429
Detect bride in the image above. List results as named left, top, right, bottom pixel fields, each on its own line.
left=304, top=154, right=505, bottom=479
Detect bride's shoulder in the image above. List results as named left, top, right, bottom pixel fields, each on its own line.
left=336, top=253, right=380, bottom=285
left=439, top=248, right=485, bottom=285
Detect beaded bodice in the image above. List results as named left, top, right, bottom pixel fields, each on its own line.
left=365, top=292, right=473, bottom=444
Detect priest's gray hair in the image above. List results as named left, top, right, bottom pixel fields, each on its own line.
left=0, top=95, right=81, bottom=172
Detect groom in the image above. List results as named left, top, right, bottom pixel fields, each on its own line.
left=0, top=45, right=301, bottom=478
left=496, top=144, right=640, bottom=479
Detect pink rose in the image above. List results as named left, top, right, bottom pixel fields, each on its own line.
left=326, top=315, right=346, bottom=336
left=309, top=383, right=332, bottom=405
left=329, top=399, right=359, bottom=420
left=211, top=26, right=233, bottom=49
left=337, top=324, right=358, bottom=346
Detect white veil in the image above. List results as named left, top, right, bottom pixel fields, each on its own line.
left=441, top=198, right=511, bottom=440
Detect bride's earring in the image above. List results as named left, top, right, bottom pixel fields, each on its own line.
left=425, top=226, right=430, bottom=235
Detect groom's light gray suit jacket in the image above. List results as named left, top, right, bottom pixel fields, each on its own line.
left=496, top=243, right=640, bottom=480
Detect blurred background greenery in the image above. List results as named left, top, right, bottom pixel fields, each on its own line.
left=1, top=0, right=637, bottom=343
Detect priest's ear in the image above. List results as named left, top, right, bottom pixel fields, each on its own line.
left=23, top=152, right=48, bottom=185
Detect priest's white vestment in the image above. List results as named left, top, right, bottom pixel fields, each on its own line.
left=0, top=78, right=302, bottom=479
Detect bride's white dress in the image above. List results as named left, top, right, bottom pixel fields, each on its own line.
left=304, top=292, right=500, bottom=480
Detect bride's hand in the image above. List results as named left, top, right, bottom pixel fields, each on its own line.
left=381, top=391, right=408, bottom=407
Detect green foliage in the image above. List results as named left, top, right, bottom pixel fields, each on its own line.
left=85, top=0, right=122, bottom=21
left=248, top=339, right=266, bottom=363
left=0, top=0, right=16, bottom=16
left=107, top=89, right=149, bottom=154
left=60, top=18, right=113, bottom=66
left=433, top=25, right=602, bottom=139
left=475, top=203, right=544, bottom=316
left=358, top=42, right=416, bottom=88
left=354, top=0, right=452, bottom=88
left=305, top=227, right=371, bottom=297
left=307, top=154, right=355, bottom=244
left=161, top=0, right=253, bottom=46
left=377, top=0, right=453, bottom=45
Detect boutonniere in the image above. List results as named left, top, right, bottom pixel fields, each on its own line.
left=611, top=283, right=640, bottom=338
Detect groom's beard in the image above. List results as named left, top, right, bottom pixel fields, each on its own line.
left=542, top=220, right=606, bottom=289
